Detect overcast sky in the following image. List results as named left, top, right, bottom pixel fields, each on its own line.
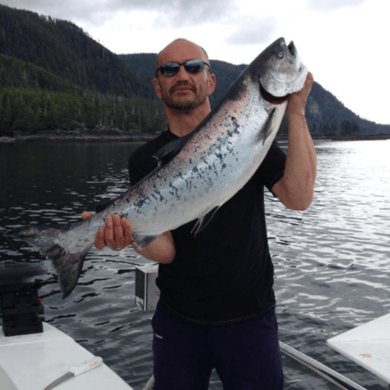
left=2, top=0, right=389, bottom=124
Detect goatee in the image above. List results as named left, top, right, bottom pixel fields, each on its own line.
left=164, top=82, right=206, bottom=112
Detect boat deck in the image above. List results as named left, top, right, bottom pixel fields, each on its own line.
left=328, top=313, right=390, bottom=388
left=0, top=322, right=134, bottom=390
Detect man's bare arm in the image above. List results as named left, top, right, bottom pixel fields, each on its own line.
left=272, top=72, right=317, bottom=210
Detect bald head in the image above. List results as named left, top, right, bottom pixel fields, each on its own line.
left=156, top=38, right=210, bottom=71
left=152, top=37, right=216, bottom=130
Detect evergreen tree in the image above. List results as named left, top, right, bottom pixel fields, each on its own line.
left=341, top=120, right=360, bottom=136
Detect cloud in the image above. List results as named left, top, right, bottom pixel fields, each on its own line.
left=226, top=17, right=277, bottom=46
left=0, top=0, right=46, bottom=8
left=307, top=0, right=366, bottom=12
left=1, top=0, right=237, bottom=28
left=159, top=0, right=237, bottom=27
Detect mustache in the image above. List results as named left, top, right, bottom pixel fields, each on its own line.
left=170, top=81, right=197, bottom=94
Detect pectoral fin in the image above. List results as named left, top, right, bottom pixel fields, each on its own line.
left=191, top=206, right=221, bottom=235
left=258, top=108, right=275, bottom=145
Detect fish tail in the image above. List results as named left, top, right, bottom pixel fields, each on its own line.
left=8, top=224, right=93, bottom=299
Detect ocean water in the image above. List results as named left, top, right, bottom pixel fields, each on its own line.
left=0, top=140, right=389, bottom=389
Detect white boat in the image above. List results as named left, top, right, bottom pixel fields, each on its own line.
left=328, top=313, right=390, bottom=390
left=0, top=260, right=134, bottom=390
left=0, top=322, right=134, bottom=390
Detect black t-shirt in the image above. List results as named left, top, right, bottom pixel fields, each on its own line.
left=128, top=130, right=286, bottom=325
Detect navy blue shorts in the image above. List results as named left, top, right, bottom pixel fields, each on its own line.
left=152, top=301, right=284, bottom=390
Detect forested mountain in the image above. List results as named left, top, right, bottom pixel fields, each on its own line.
left=0, top=4, right=165, bottom=135
left=0, top=5, right=154, bottom=99
left=0, top=53, right=166, bottom=135
left=1, top=4, right=389, bottom=137
left=306, top=82, right=390, bottom=136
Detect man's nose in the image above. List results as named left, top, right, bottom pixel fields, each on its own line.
left=175, top=64, right=191, bottom=80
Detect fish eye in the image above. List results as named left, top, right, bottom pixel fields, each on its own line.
left=277, top=51, right=284, bottom=59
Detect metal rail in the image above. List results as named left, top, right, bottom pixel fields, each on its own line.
left=279, top=341, right=368, bottom=390
left=142, top=375, right=155, bottom=390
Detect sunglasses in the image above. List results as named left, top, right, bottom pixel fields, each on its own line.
left=156, top=59, right=211, bottom=77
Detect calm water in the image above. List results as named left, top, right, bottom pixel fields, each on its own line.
left=0, top=140, right=389, bottom=389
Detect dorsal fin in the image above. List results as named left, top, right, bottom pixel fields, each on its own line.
left=152, top=134, right=191, bottom=166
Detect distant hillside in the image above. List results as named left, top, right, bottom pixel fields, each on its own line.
left=0, top=4, right=155, bottom=99
left=0, top=5, right=166, bottom=136
left=0, top=3, right=389, bottom=137
left=306, top=82, right=390, bottom=136
left=0, top=52, right=166, bottom=136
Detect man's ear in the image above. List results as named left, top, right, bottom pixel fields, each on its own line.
left=153, top=77, right=163, bottom=99
left=207, top=73, right=216, bottom=97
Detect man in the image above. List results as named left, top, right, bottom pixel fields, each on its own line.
left=83, top=38, right=316, bottom=389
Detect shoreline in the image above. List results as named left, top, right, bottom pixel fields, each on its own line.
left=1, top=133, right=390, bottom=143
left=277, top=134, right=390, bottom=141
left=0, top=133, right=158, bottom=143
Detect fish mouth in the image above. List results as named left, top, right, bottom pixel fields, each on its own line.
left=288, top=41, right=296, bottom=58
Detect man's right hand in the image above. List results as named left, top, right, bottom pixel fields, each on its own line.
left=81, top=212, right=134, bottom=250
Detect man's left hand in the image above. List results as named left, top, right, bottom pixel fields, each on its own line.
left=286, top=72, right=314, bottom=117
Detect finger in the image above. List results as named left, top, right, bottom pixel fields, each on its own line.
left=292, top=72, right=313, bottom=99
left=95, top=228, right=106, bottom=250
left=104, top=216, right=116, bottom=250
left=81, top=211, right=95, bottom=221
left=287, top=74, right=313, bottom=114
left=112, top=214, right=125, bottom=249
left=303, top=72, right=314, bottom=94
left=121, top=218, right=134, bottom=247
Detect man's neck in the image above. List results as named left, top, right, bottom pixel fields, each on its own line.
left=166, top=103, right=211, bottom=138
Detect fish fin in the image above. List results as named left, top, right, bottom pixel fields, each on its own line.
left=191, top=206, right=221, bottom=235
left=152, top=134, right=191, bottom=166
left=132, top=234, right=160, bottom=250
left=52, top=245, right=90, bottom=299
left=258, top=108, right=275, bottom=145
left=8, top=224, right=92, bottom=299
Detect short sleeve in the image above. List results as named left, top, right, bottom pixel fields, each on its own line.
left=257, top=140, right=286, bottom=194
left=128, top=154, right=147, bottom=186
left=127, top=130, right=177, bottom=186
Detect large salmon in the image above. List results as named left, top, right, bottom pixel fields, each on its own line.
left=10, top=38, right=308, bottom=298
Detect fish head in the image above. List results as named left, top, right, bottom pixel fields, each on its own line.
left=250, top=37, right=308, bottom=100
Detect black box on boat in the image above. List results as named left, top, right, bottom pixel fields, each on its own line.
left=0, top=261, right=46, bottom=336
left=135, top=263, right=160, bottom=311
